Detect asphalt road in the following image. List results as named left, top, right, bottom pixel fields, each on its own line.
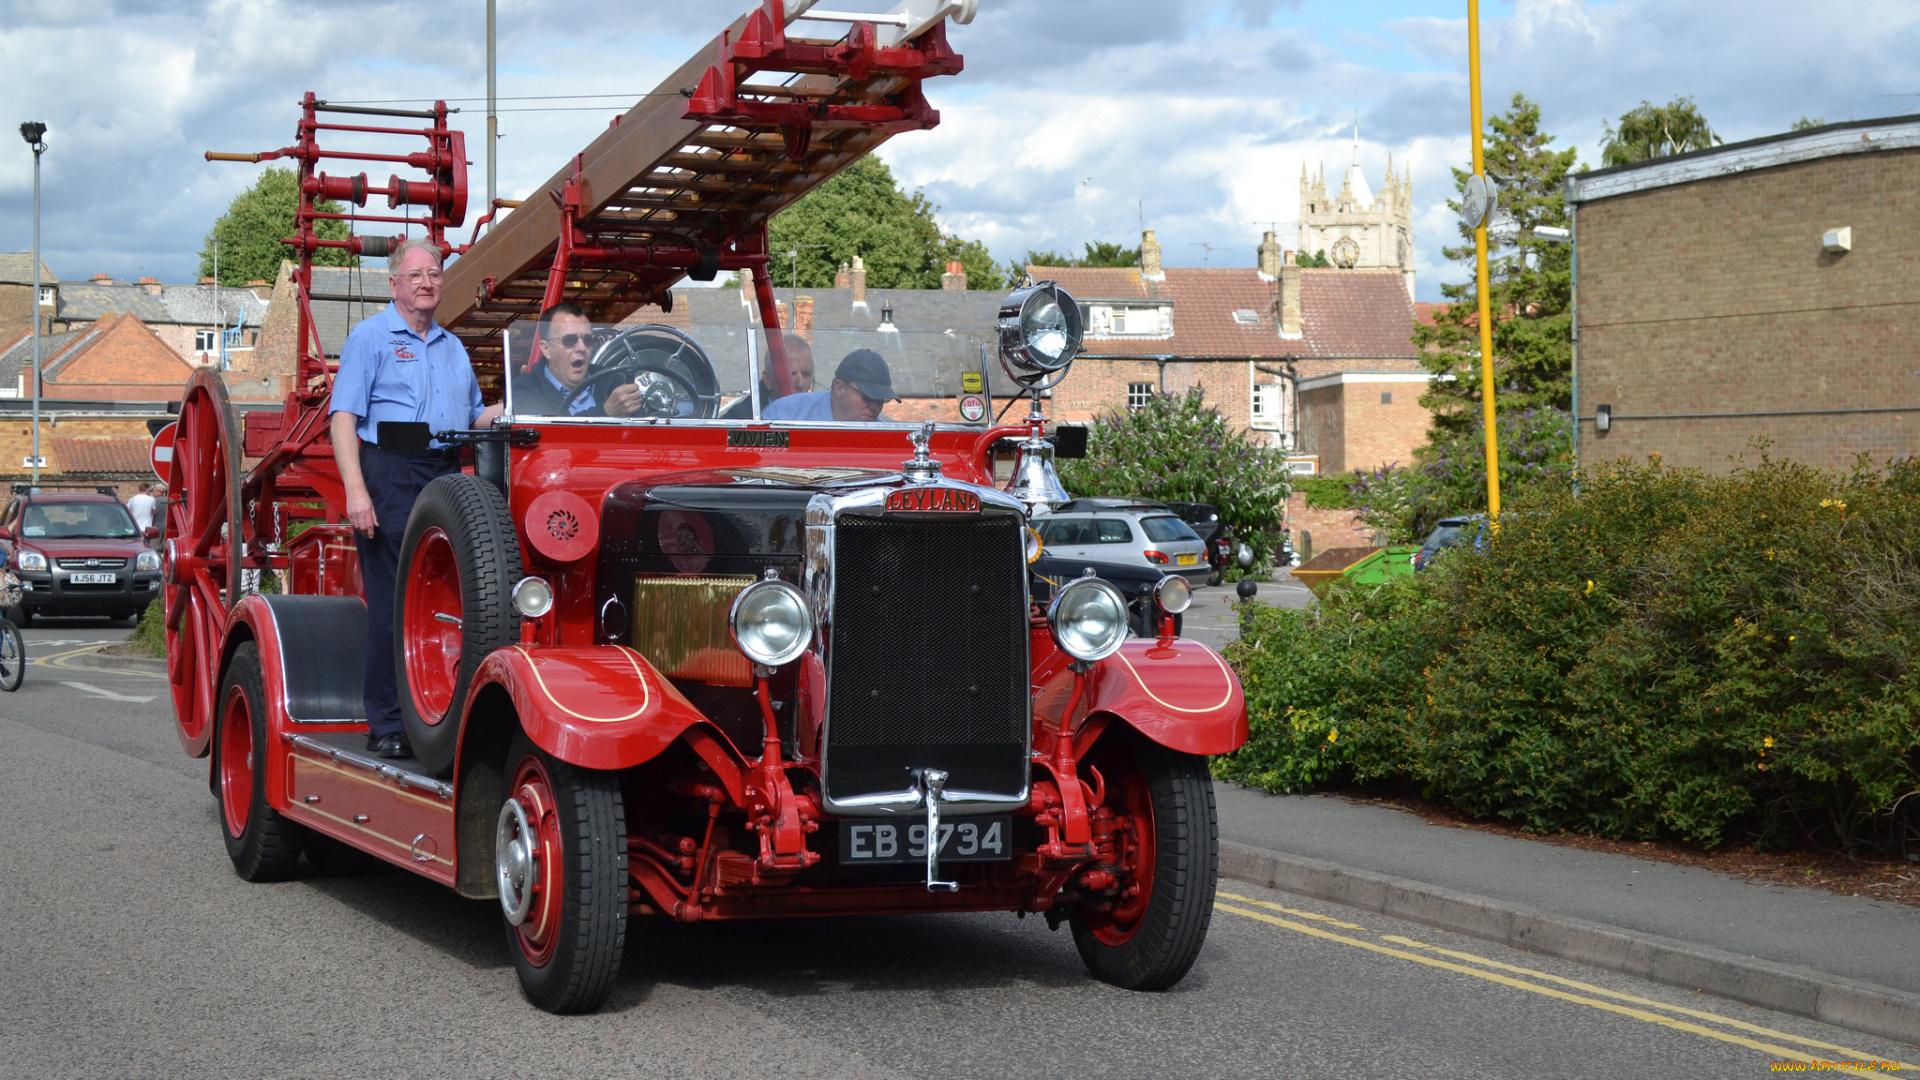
left=5, top=618, right=1913, bottom=1079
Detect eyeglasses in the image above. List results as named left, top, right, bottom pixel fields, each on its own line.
left=397, top=269, right=444, bottom=285
left=547, top=333, right=593, bottom=349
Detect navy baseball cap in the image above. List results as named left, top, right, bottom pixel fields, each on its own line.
left=835, top=349, right=899, bottom=402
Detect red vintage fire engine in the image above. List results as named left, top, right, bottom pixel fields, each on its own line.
left=178, top=0, right=1246, bottom=1013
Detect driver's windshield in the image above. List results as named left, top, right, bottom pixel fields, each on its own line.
left=502, top=321, right=1015, bottom=427
left=22, top=501, right=138, bottom=540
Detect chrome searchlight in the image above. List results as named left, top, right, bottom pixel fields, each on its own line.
left=729, top=576, right=811, bottom=667
left=997, top=281, right=1083, bottom=383
left=1048, top=574, right=1129, bottom=663
left=1153, top=574, right=1192, bottom=615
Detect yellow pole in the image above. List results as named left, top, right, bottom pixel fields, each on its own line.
left=1467, top=0, right=1502, bottom=524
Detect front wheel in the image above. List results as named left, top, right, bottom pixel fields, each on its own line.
left=1070, top=730, right=1219, bottom=991
left=497, top=734, right=628, bottom=1013
left=0, top=620, right=23, bottom=691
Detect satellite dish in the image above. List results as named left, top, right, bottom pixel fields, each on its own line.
left=1462, top=174, right=1498, bottom=230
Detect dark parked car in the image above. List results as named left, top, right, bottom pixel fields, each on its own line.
left=0, top=487, right=162, bottom=625
left=1030, top=553, right=1186, bottom=639
left=1413, top=515, right=1487, bottom=571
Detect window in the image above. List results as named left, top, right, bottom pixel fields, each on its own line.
left=1042, top=518, right=1094, bottom=545
left=1094, top=519, right=1133, bottom=543
left=1380, top=391, right=1394, bottom=405
left=1251, top=383, right=1282, bottom=429
left=1140, top=516, right=1199, bottom=543
left=37, top=287, right=54, bottom=306
left=1231, top=309, right=1259, bottom=325
left=1109, top=308, right=1126, bottom=334
left=194, top=329, right=217, bottom=352
left=1127, top=382, right=1154, bottom=410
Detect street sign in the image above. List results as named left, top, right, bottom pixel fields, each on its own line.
left=150, top=422, right=178, bottom=482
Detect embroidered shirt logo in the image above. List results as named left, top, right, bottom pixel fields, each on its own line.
left=392, top=346, right=418, bottom=360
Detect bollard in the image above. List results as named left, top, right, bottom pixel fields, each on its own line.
left=1236, top=578, right=1257, bottom=637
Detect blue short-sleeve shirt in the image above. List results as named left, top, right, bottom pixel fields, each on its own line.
left=761, top=390, right=885, bottom=422
left=330, top=303, right=483, bottom=448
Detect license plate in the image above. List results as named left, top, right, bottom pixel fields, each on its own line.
left=839, top=816, right=1013, bottom=865
left=1176, top=553, right=1199, bottom=566
left=68, top=572, right=116, bottom=584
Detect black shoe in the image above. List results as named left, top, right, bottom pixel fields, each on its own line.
left=368, top=732, right=412, bottom=759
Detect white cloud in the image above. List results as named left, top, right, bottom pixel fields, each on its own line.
left=0, top=0, right=1914, bottom=301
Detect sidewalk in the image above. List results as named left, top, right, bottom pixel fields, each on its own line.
left=1216, top=785, right=1920, bottom=1045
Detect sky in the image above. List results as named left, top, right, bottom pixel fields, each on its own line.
left=1, top=0, right=1915, bottom=302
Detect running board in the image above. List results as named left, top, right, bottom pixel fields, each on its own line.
left=282, top=732, right=458, bottom=884
left=285, top=732, right=453, bottom=799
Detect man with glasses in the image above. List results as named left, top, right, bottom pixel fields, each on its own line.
left=328, top=238, right=502, bottom=759
left=510, top=302, right=644, bottom=417
left=761, top=348, right=897, bottom=422
left=719, top=331, right=814, bottom=419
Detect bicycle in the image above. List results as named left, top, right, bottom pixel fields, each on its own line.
left=0, top=569, right=23, bottom=691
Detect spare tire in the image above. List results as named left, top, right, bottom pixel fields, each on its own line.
left=396, top=473, right=522, bottom=774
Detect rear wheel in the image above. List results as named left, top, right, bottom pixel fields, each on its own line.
left=215, top=642, right=306, bottom=880
left=396, top=474, right=521, bottom=774
left=0, top=620, right=23, bottom=691
left=498, top=733, right=627, bottom=1013
left=1070, top=730, right=1218, bottom=991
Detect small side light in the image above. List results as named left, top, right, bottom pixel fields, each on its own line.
left=512, top=576, right=554, bottom=618
left=1154, top=575, right=1192, bottom=615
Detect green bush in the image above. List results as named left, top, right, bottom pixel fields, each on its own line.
left=1058, top=386, right=1291, bottom=565
left=131, top=597, right=166, bottom=658
left=1296, top=474, right=1354, bottom=510
left=1347, top=408, right=1575, bottom=543
left=1219, top=452, right=1920, bottom=856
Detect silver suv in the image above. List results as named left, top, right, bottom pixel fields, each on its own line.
left=1034, top=499, right=1211, bottom=584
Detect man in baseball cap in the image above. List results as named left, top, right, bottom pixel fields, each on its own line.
left=763, top=348, right=899, bottom=422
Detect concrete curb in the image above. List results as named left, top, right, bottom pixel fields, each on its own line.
left=64, top=649, right=167, bottom=674
left=1218, top=839, right=1920, bottom=1048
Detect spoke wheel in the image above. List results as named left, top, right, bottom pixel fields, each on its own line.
left=214, top=642, right=305, bottom=880
left=165, top=369, right=241, bottom=757
left=1070, top=730, right=1219, bottom=991
left=500, top=734, right=627, bottom=1014
left=0, top=621, right=23, bottom=691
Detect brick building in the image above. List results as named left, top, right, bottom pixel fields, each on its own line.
left=0, top=313, right=193, bottom=489
left=0, top=253, right=59, bottom=353
left=53, top=273, right=271, bottom=376
left=1567, top=114, right=1920, bottom=473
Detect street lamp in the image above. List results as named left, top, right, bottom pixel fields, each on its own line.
left=19, top=122, right=47, bottom=485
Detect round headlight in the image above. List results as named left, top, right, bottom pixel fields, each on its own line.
left=512, top=576, right=554, bottom=618
left=997, top=281, right=1083, bottom=381
left=1048, top=575, right=1128, bottom=663
left=1025, top=526, right=1043, bottom=564
left=1153, top=574, right=1191, bottom=615
left=729, top=578, right=811, bottom=667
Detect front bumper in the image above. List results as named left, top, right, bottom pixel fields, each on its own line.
left=17, top=569, right=161, bottom=615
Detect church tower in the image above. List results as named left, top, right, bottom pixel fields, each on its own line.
left=1298, top=121, right=1414, bottom=299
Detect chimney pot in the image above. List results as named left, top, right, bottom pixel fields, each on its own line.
left=1140, top=229, right=1163, bottom=279
left=941, top=260, right=967, bottom=291
left=1257, top=230, right=1285, bottom=278
left=91, top=273, right=113, bottom=284
left=834, top=262, right=851, bottom=290
left=849, top=255, right=867, bottom=304
left=1277, top=262, right=1303, bottom=337
left=138, top=277, right=163, bottom=297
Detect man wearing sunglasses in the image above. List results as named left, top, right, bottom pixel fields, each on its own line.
left=509, top=302, right=645, bottom=417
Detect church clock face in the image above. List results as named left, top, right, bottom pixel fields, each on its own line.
left=1331, top=237, right=1360, bottom=269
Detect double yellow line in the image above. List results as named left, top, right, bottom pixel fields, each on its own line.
left=32, top=643, right=171, bottom=678
left=1217, top=892, right=1912, bottom=1076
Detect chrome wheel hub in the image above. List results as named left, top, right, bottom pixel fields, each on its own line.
left=495, top=797, right=536, bottom=926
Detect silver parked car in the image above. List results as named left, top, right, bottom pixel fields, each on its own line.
left=1035, top=500, right=1211, bottom=583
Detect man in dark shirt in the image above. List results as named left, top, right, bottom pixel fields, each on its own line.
left=510, top=302, right=644, bottom=417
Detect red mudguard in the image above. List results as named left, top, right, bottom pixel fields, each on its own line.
left=465, top=645, right=717, bottom=770
left=1035, top=637, right=1248, bottom=755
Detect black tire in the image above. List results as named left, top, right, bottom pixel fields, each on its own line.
left=500, top=733, right=628, bottom=1013
left=395, top=473, right=521, bottom=774
left=0, top=620, right=22, bottom=691
left=304, top=831, right=381, bottom=876
left=1070, top=731, right=1218, bottom=991
left=1207, top=571, right=1222, bottom=587
left=216, top=642, right=307, bottom=880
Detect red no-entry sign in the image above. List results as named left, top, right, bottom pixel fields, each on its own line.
left=150, top=422, right=178, bottom=483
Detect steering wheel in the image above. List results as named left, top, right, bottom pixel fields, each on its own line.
left=570, top=324, right=721, bottom=419
left=566, top=364, right=702, bottom=419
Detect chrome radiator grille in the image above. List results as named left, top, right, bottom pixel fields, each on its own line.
left=824, top=513, right=1029, bottom=803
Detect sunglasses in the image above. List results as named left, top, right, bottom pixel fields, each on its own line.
left=548, top=333, right=595, bottom=349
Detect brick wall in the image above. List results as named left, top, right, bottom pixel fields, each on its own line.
left=1577, top=145, right=1920, bottom=473
left=0, top=283, right=45, bottom=347
left=0, top=416, right=158, bottom=492
left=44, top=315, right=196, bottom=402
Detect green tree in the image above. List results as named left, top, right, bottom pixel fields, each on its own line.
left=1791, top=115, right=1826, bottom=131
left=767, top=155, right=1005, bottom=291
left=1295, top=249, right=1331, bottom=268
left=199, top=167, right=356, bottom=285
left=1413, top=93, right=1578, bottom=434
left=1600, top=97, right=1723, bottom=166
left=1019, top=240, right=1141, bottom=274
left=1057, top=386, right=1292, bottom=565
